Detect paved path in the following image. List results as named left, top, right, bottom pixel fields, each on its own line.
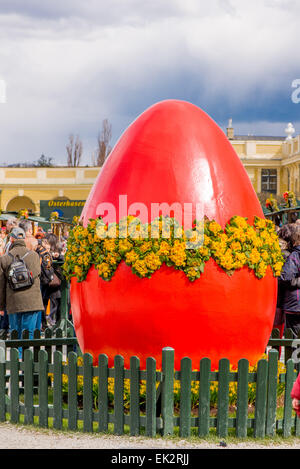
left=1, top=422, right=300, bottom=449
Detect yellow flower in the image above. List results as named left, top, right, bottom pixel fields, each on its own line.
left=233, top=216, right=248, bottom=229
left=186, top=267, right=199, bottom=280
left=157, top=241, right=170, bottom=256
left=106, top=253, right=119, bottom=266
left=169, top=241, right=186, bottom=266
left=139, top=241, right=152, bottom=253
left=125, top=250, right=139, bottom=265
left=261, top=250, right=269, bottom=261
left=208, top=221, right=222, bottom=235
left=257, top=261, right=267, bottom=278
left=230, top=241, right=242, bottom=251
left=198, top=246, right=210, bottom=257
left=97, top=262, right=111, bottom=278
left=255, top=218, right=267, bottom=230
left=89, top=220, right=96, bottom=230
left=133, top=259, right=148, bottom=276
left=103, top=239, right=117, bottom=252
left=144, top=252, right=161, bottom=271
left=74, top=265, right=83, bottom=277
left=119, top=239, right=132, bottom=253
left=248, top=248, right=261, bottom=265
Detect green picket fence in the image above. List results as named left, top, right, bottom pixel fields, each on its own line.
left=0, top=344, right=299, bottom=439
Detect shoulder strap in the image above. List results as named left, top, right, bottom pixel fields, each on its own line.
left=21, top=251, right=31, bottom=261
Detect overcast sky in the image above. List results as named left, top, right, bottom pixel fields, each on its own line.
left=0, top=0, right=299, bottom=165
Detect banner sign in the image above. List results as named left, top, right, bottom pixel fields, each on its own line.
left=40, top=200, right=85, bottom=222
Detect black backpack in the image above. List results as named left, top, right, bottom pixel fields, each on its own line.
left=7, top=252, right=34, bottom=291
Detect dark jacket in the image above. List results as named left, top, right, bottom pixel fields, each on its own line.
left=280, top=245, right=300, bottom=312
left=276, top=241, right=291, bottom=309
left=0, top=239, right=44, bottom=314
left=36, top=244, right=62, bottom=300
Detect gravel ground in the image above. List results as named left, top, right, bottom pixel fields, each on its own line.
left=0, top=422, right=300, bottom=450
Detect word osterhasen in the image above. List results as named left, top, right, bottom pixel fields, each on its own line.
left=48, top=200, right=85, bottom=207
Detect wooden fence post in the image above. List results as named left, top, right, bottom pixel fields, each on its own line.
left=130, top=356, right=140, bottom=436
left=24, top=349, right=34, bottom=425
left=114, top=355, right=124, bottom=435
left=83, top=353, right=94, bottom=433
left=98, top=354, right=109, bottom=433
left=198, top=357, right=211, bottom=437
left=10, top=348, right=20, bottom=424
left=266, top=349, right=278, bottom=437
left=217, top=358, right=230, bottom=439
left=38, top=349, right=49, bottom=428
left=53, top=350, right=63, bottom=430
left=236, top=358, right=249, bottom=438
left=254, top=358, right=268, bottom=438
left=146, top=357, right=157, bottom=437
left=283, top=359, right=295, bottom=438
left=161, top=347, right=174, bottom=436
left=179, top=357, right=192, bottom=438
left=67, top=351, right=78, bottom=431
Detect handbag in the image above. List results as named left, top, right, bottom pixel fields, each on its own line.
left=48, top=271, right=61, bottom=288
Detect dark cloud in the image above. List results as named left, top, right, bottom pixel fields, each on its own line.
left=0, top=0, right=299, bottom=165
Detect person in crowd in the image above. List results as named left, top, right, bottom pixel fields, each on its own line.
left=0, top=227, right=43, bottom=343
left=0, top=219, right=19, bottom=339
left=18, top=219, right=38, bottom=251
left=280, top=224, right=300, bottom=338
left=291, top=371, right=300, bottom=417
left=35, top=227, right=45, bottom=240
left=0, top=227, right=6, bottom=256
left=274, top=224, right=295, bottom=335
left=36, top=235, right=62, bottom=328
left=4, top=218, right=19, bottom=253
left=0, top=228, right=8, bottom=339
left=46, top=232, right=64, bottom=261
left=45, top=233, right=63, bottom=325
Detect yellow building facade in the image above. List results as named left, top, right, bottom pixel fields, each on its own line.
left=0, top=128, right=299, bottom=215
left=0, top=167, right=100, bottom=215
left=228, top=124, right=300, bottom=197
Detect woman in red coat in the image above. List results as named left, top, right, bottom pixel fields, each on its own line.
left=291, top=372, right=300, bottom=417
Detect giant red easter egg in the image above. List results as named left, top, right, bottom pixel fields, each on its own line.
left=71, top=100, right=277, bottom=370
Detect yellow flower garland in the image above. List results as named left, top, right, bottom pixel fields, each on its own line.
left=63, top=215, right=284, bottom=282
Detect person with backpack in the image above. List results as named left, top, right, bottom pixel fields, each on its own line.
left=0, top=227, right=44, bottom=340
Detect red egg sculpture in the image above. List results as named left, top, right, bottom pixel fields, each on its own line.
left=70, top=100, right=277, bottom=370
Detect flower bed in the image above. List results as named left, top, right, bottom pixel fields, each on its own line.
left=48, top=355, right=286, bottom=413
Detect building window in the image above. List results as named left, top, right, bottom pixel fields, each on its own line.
left=261, top=169, right=277, bottom=194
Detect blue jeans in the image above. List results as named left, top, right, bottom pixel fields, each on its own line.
left=9, top=311, right=42, bottom=339
left=9, top=311, right=42, bottom=358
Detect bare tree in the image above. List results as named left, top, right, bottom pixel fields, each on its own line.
left=95, top=119, right=112, bottom=166
left=66, top=134, right=83, bottom=167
